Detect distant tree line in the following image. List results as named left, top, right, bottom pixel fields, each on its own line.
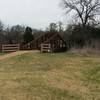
left=0, top=20, right=100, bottom=50
left=0, top=21, right=64, bottom=45
left=61, top=0, right=100, bottom=49
left=0, top=21, right=44, bottom=45
left=64, top=24, right=100, bottom=49
left=47, top=22, right=100, bottom=49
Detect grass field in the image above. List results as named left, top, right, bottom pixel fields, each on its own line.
left=0, top=51, right=100, bottom=100
left=0, top=52, right=4, bottom=56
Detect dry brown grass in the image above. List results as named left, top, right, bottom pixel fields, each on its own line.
left=0, top=51, right=99, bottom=100
left=0, top=50, right=39, bottom=61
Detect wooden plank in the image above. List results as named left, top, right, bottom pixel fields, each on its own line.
left=2, top=44, right=19, bottom=46
left=3, top=47, right=19, bottom=49
left=2, top=49, right=19, bottom=51
left=42, top=47, right=51, bottom=49
left=2, top=45, right=18, bottom=47
left=2, top=47, right=19, bottom=49
left=42, top=49, right=50, bottom=52
left=2, top=45, right=19, bottom=47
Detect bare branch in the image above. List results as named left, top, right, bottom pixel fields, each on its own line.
left=61, top=0, right=100, bottom=27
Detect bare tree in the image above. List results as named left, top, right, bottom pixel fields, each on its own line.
left=62, top=0, right=100, bottom=27
left=0, top=21, right=4, bottom=43
left=57, top=21, right=64, bottom=32
left=0, top=21, right=4, bottom=31
left=5, top=25, right=25, bottom=44
left=49, top=23, right=58, bottom=32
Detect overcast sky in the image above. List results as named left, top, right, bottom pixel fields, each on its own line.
left=0, top=0, right=67, bottom=29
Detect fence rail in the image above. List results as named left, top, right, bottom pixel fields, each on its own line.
left=41, top=44, right=51, bottom=53
left=2, top=44, right=20, bottom=52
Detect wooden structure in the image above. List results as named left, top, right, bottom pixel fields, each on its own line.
left=0, top=44, right=2, bottom=52
left=41, top=44, right=51, bottom=52
left=22, top=32, right=67, bottom=52
left=2, top=44, right=20, bottom=52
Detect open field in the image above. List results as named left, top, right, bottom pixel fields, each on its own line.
left=0, top=51, right=100, bottom=100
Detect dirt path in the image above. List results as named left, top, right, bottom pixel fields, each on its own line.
left=0, top=51, right=37, bottom=61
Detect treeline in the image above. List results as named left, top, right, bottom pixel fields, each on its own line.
left=61, top=0, right=100, bottom=50
left=0, top=21, right=64, bottom=45
left=0, top=21, right=100, bottom=49
left=64, top=24, right=100, bottom=49
left=0, top=21, right=44, bottom=44
left=45, top=22, right=100, bottom=50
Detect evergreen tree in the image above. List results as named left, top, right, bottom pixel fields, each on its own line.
left=23, top=27, right=34, bottom=44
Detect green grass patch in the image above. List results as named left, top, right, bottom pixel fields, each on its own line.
left=0, top=52, right=5, bottom=56
left=82, top=65, right=100, bottom=84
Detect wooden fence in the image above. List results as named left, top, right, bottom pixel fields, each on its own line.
left=41, top=44, right=51, bottom=53
left=2, top=44, right=20, bottom=52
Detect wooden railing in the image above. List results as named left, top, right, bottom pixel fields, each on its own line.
left=2, top=44, right=20, bottom=52
left=41, top=44, right=51, bottom=52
